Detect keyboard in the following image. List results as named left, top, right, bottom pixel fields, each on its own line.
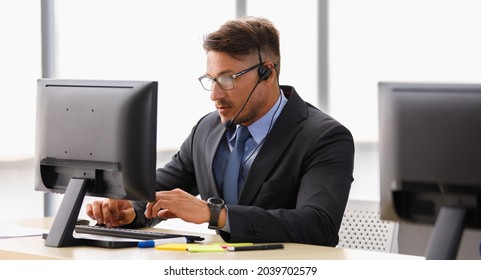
left=75, top=224, right=205, bottom=243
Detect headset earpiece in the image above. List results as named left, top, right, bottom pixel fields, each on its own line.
left=258, top=65, right=271, bottom=81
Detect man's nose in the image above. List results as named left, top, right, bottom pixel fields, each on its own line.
left=210, top=83, right=226, bottom=101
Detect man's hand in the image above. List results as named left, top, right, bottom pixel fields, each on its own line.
left=86, top=199, right=135, bottom=228
left=144, top=188, right=216, bottom=225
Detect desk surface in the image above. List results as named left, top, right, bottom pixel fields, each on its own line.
left=0, top=218, right=424, bottom=260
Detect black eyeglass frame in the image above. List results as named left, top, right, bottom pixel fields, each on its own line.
left=198, top=63, right=262, bottom=91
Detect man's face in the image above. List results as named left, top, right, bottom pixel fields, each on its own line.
left=205, top=51, right=267, bottom=126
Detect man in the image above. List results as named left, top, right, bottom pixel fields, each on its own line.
left=87, top=16, right=354, bottom=246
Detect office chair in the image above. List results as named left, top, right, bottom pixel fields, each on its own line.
left=337, top=199, right=399, bottom=253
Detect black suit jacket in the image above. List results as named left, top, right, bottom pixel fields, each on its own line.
left=132, top=86, right=354, bottom=246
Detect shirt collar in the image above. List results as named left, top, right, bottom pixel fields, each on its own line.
left=246, top=89, right=287, bottom=144
left=226, top=89, right=288, bottom=143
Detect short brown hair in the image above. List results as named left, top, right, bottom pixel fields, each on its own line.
left=203, top=16, right=280, bottom=65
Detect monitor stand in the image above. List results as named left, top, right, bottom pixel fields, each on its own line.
left=42, top=178, right=141, bottom=248
left=43, top=178, right=91, bottom=247
left=424, top=206, right=466, bottom=260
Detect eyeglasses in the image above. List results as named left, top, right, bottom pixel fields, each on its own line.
left=198, top=63, right=261, bottom=91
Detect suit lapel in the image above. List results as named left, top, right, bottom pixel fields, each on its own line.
left=204, top=120, right=226, bottom=197
left=238, top=87, right=308, bottom=205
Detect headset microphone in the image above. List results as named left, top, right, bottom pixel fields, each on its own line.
left=225, top=79, right=262, bottom=129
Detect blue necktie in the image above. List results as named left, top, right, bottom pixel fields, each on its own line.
left=223, top=126, right=250, bottom=204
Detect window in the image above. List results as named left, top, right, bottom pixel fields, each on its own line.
left=329, top=0, right=481, bottom=200
left=0, top=2, right=40, bottom=161
left=0, top=1, right=43, bottom=220
left=56, top=0, right=236, bottom=151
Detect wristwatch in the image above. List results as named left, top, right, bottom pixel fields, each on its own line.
left=207, top=197, right=225, bottom=230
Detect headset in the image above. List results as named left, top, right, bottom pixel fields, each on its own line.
left=256, top=44, right=272, bottom=82
left=258, top=63, right=272, bottom=81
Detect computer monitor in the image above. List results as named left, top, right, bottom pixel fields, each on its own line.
left=379, top=82, right=481, bottom=259
left=35, top=78, right=158, bottom=247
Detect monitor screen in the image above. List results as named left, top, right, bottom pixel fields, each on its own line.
left=35, top=78, right=158, bottom=247
left=378, top=82, right=481, bottom=259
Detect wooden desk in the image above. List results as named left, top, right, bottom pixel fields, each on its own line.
left=0, top=218, right=424, bottom=260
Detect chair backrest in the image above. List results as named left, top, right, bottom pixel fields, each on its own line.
left=337, top=199, right=399, bottom=253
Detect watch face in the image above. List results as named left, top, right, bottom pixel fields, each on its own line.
left=208, top=197, right=224, bottom=206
